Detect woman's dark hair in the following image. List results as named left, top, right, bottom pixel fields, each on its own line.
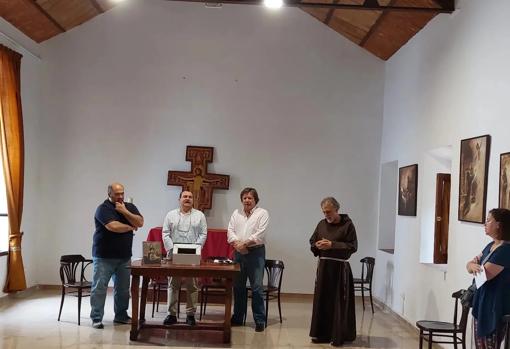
left=240, top=187, right=259, bottom=204
left=489, top=208, right=510, bottom=241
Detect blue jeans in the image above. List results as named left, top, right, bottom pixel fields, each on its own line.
left=232, top=246, right=265, bottom=325
left=90, top=257, right=131, bottom=322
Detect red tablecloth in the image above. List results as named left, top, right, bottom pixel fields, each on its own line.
left=146, top=227, right=234, bottom=260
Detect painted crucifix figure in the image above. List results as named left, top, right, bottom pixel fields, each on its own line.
left=168, top=146, right=230, bottom=211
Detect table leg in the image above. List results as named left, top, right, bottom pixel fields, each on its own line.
left=140, top=276, right=149, bottom=323
left=130, top=275, right=140, bottom=341
left=223, top=278, right=233, bottom=343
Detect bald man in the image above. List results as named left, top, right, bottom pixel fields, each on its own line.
left=90, top=183, right=144, bottom=329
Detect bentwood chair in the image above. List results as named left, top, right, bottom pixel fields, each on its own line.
left=199, top=257, right=229, bottom=320
left=416, top=289, right=469, bottom=349
left=503, top=314, right=510, bottom=349
left=353, top=257, right=375, bottom=313
left=244, top=259, right=285, bottom=326
left=58, top=255, right=92, bottom=325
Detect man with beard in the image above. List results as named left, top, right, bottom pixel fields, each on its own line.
left=309, top=197, right=358, bottom=346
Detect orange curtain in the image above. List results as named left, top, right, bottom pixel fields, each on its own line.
left=0, top=44, right=26, bottom=292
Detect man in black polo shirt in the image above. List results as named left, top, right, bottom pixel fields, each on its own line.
left=90, top=182, right=144, bottom=329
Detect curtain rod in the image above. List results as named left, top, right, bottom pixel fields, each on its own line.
left=0, top=30, right=41, bottom=61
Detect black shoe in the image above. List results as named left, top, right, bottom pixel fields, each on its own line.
left=231, top=316, right=243, bottom=326
left=311, top=337, right=329, bottom=344
left=186, top=315, right=196, bottom=326
left=163, top=315, right=177, bottom=325
left=113, top=316, right=131, bottom=324
left=255, top=323, right=265, bottom=332
left=92, top=321, right=104, bottom=329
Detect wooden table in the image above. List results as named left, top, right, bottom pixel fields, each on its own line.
left=129, top=260, right=240, bottom=343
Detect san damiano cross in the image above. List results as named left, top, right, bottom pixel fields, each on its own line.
left=167, top=146, right=230, bottom=211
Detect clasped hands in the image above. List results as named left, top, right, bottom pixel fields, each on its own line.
left=315, top=238, right=332, bottom=250
left=233, top=241, right=249, bottom=255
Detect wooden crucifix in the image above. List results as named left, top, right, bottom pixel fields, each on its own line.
left=168, top=146, right=230, bottom=211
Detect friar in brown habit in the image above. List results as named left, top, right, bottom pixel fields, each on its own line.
left=309, top=196, right=358, bottom=347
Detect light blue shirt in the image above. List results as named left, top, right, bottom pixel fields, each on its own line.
left=162, top=208, right=207, bottom=253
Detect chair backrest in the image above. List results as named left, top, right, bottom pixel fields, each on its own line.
left=502, top=314, right=510, bottom=349
left=360, top=257, right=375, bottom=284
left=265, top=259, right=284, bottom=290
left=452, top=289, right=470, bottom=332
left=59, top=255, right=87, bottom=284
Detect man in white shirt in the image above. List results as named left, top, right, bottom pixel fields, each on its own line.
left=162, top=191, right=207, bottom=326
left=227, top=187, right=269, bottom=332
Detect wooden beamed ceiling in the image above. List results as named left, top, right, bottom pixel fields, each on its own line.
left=0, top=0, right=454, bottom=60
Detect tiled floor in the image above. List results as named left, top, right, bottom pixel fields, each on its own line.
left=0, top=289, right=421, bottom=348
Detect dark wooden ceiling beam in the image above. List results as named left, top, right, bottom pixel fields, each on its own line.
left=25, top=0, right=66, bottom=32
left=433, top=0, right=454, bottom=12
left=360, top=0, right=396, bottom=47
left=323, top=0, right=339, bottom=25
left=89, top=0, right=105, bottom=14
left=164, top=0, right=454, bottom=13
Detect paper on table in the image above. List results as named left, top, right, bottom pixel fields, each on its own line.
left=474, top=266, right=487, bottom=288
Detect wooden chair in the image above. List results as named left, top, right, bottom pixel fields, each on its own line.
left=244, top=259, right=285, bottom=326
left=199, top=256, right=232, bottom=320
left=58, top=255, right=92, bottom=325
left=503, top=314, right=510, bottom=349
left=146, top=228, right=176, bottom=318
left=416, top=289, right=469, bottom=349
left=353, top=257, right=375, bottom=313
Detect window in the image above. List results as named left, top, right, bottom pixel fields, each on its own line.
left=0, top=161, right=8, bottom=253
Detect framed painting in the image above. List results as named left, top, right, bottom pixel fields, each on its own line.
left=499, top=152, right=510, bottom=209
left=458, top=135, right=490, bottom=223
left=398, top=164, right=418, bottom=216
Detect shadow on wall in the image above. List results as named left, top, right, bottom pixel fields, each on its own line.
left=424, top=289, right=440, bottom=321
left=384, top=260, right=394, bottom=308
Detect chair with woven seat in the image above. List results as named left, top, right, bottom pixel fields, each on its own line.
left=197, top=229, right=234, bottom=320
left=58, top=254, right=92, bottom=325
left=244, top=259, right=285, bottom=326
left=416, top=289, right=469, bottom=349
left=353, top=257, right=375, bottom=313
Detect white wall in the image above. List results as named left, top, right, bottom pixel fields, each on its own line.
left=377, top=160, right=397, bottom=251
left=376, top=0, right=510, bottom=342
left=0, top=20, right=44, bottom=296
left=33, top=0, right=384, bottom=293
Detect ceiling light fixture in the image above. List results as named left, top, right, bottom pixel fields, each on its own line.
left=264, top=0, right=283, bottom=9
